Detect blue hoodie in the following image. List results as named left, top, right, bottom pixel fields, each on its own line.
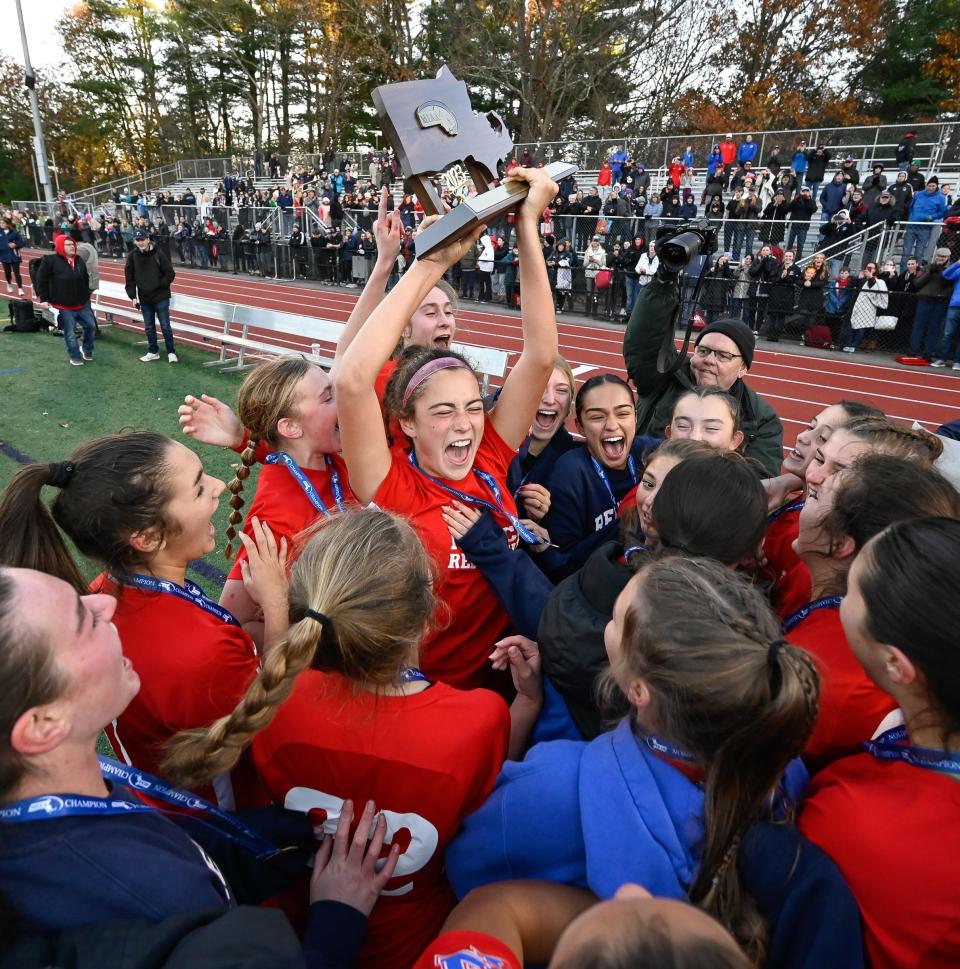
left=738, top=141, right=758, bottom=165
left=446, top=723, right=864, bottom=969
left=819, top=179, right=848, bottom=216
left=944, top=260, right=960, bottom=307
left=909, top=188, right=948, bottom=223
left=791, top=150, right=808, bottom=175
left=448, top=719, right=808, bottom=899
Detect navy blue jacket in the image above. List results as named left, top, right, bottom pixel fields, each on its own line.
left=539, top=436, right=659, bottom=580
left=506, top=427, right=577, bottom=518
left=0, top=794, right=314, bottom=933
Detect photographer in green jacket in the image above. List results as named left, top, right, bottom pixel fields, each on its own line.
left=623, top=270, right=784, bottom=476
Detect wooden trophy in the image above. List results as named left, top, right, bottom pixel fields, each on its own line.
left=372, top=65, right=577, bottom=257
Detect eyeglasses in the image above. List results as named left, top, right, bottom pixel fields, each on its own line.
left=694, top=345, right=741, bottom=364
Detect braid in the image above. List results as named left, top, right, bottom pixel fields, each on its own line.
left=224, top=435, right=258, bottom=559
left=162, top=617, right=320, bottom=789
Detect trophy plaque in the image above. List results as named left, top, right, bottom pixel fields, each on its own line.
left=372, top=65, right=577, bottom=257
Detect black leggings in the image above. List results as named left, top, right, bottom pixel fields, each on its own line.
left=3, top=263, right=23, bottom=288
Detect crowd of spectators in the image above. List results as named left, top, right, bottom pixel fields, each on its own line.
left=6, top=133, right=960, bottom=358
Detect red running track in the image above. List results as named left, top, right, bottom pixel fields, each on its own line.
left=29, top=255, right=960, bottom=436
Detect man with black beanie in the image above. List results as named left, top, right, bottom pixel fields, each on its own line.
left=623, top=278, right=784, bottom=474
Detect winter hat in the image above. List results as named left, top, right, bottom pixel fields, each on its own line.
left=936, top=248, right=952, bottom=258
left=696, top=318, right=755, bottom=368
left=880, top=190, right=891, bottom=198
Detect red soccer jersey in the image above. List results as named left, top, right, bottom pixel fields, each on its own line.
left=227, top=453, right=353, bottom=580
left=799, top=752, right=960, bottom=969
left=786, top=606, right=896, bottom=771
left=374, top=422, right=520, bottom=688
left=95, top=575, right=261, bottom=806
left=762, top=504, right=812, bottom=620
left=253, top=674, right=510, bottom=969
left=413, top=931, right=521, bottom=969
left=376, top=358, right=411, bottom=451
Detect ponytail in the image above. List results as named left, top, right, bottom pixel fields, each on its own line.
left=164, top=508, right=436, bottom=789
left=606, top=557, right=820, bottom=962
left=0, top=433, right=174, bottom=589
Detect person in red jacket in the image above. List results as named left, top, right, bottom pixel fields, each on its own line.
left=0, top=432, right=283, bottom=808
left=163, top=509, right=513, bottom=969
left=718, top=134, right=738, bottom=170
left=35, top=234, right=96, bottom=366
left=668, top=157, right=686, bottom=189
left=787, top=453, right=958, bottom=769
left=799, top=517, right=960, bottom=969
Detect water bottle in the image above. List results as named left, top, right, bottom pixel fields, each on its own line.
left=311, top=343, right=321, bottom=361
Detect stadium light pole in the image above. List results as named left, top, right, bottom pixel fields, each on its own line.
left=14, top=0, right=54, bottom=203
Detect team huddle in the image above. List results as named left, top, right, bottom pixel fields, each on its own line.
left=0, top=169, right=958, bottom=969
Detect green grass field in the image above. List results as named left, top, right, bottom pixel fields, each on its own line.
left=0, top=321, right=254, bottom=597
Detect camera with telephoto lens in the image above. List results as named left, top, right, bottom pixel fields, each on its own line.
left=655, top=219, right=719, bottom=274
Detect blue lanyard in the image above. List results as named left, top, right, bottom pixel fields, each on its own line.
left=782, top=595, right=843, bottom=634
left=124, top=573, right=239, bottom=626
left=768, top=499, right=804, bottom=524
left=624, top=544, right=647, bottom=562
left=0, top=758, right=281, bottom=859
left=264, top=452, right=344, bottom=518
left=589, top=454, right=637, bottom=512
left=862, top=726, right=960, bottom=777
left=637, top=732, right=696, bottom=763
left=399, top=667, right=429, bottom=684
left=408, top=452, right=546, bottom=546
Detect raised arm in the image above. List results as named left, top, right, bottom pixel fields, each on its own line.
left=489, top=168, right=560, bottom=450
left=335, top=219, right=485, bottom=503
left=333, top=188, right=402, bottom=370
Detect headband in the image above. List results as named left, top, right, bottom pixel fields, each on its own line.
left=402, top=357, right=470, bottom=407
left=46, top=462, right=75, bottom=489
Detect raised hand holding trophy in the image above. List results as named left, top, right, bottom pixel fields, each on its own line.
left=371, top=66, right=577, bottom=257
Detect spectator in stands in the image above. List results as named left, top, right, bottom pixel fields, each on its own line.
left=862, top=190, right=897, bottom=265
left=804, top=145, right=832, bottom=198
left=763, top=249, right=800, bottom=342
left=737, top=134, right=758, bottom=166
left=731, top=253, right=753, bottom=323
left=0, top=216, right=25, bottom=297
left=906, top=162, right=926, bottom=194
left=862, top=164, right=888, bottom=206
left=609, top=146, right=628, bottom=184
left=681, top=145, right=695, bottom=186
left=904, top=248, right=954, bottom=361
left=36, top=235, right=96, bottom=367
left=931, top=256, right=960, bottom=369
left=786, top=186, right=817, bottom=255
left=839, top=156, right=860, bottom=188
left=724, top=188, right=743, bottom=253
left=679, top=189, right=698, bottom=220
left=706, top=145, right=724, bottom=179
left=553, top=239, right=577, bottom=312
left=889, top=169, right=914, bottom=221
left=718, top=133, right=737, bottom=170
left=895, top=131, right=917, bottom=171
left=840, top=262, right=888, bottom=352
left=667, top=157, right=685, bottom=189
left=125, top=229, right=178, bottom=364
left=583, top=236, right=607, bottom=310
left=765, top=143, right=786, bottom=175
left=901, top=179, right=948, bottom=271
left=820, top=174, right=850, bottom=226
left=749, top=244, right=781, bottom=336
left=791, top=140, right=809, bottom=180
left=702, top=253, right=734, bottom=323
left=634, top=163, right=651, bottom=194
left=760, top=189, right=789, bottom=246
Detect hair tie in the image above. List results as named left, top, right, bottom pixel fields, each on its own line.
left=304, top=608, right=331, bottom=626
left=767, top=639, right=788, bottom=692
left=46, top=461, right=74, bottom=489
left=401, top=357, right=471, bottom=406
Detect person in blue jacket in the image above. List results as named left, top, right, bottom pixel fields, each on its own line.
left=901, top=178, right=949, bottom=271
left=737, top=135, right=758, bottom=166
left=932, top=256, right=960, bottom=367
left=791, top=141, right=809, bottom=179
left=446, top=555, right=822, bottom=965
left=506, top=357, right=578, bottom=519
left=706, top=145, right=724, bottom=178
left=537, top=374, right=659, bottom=580
left=0, top=565, right=397, bottom=965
